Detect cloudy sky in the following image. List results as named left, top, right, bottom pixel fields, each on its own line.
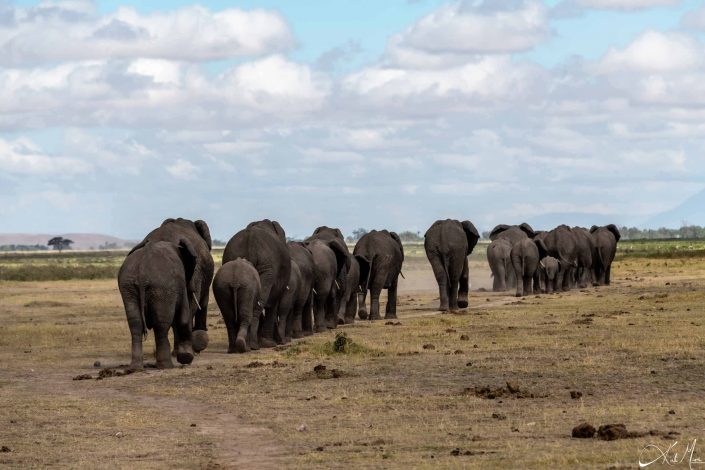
left=1, top=0, right=704, bottom=239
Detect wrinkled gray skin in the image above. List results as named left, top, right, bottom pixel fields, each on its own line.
left=129, top=218, right=214, bottom=352
left=424, top=219, right=480, bottom=311
left=277, top=259, right=302, bottom=343
left=305, top=238, right=348, bottom=332
left=286, top=242, right=315, bottom=337
left=539, top=256, right=560, bottom=294
left=222, top=220, right=291, bottom=349
left=355, top=230, right=404, bottom=320
left=118, top=240, right=197, bottom=369
left=212, top=258, right=261, bottom=353
left=511, top=238, right=548, bottom=297
left=542, top=225, right=578, bottom=292
left=590, top=224, right=621, bottom=285
left=306, top=226, right=359, bottom=325
left=572, top=227, right=596, bottom=288
left=487, top=239, right=513, bottom=292
left=488, top=223, right=535, bottom=290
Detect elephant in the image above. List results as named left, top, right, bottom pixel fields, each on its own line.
left=590, top=224, right=621, bottom=285
left=572, top=227, right=596, bottom=289
left=354, top=230, right=404, bottom=320
left=305, top=238, right=348, bottom=332
left=223, top=219, right=291, bottom=349
left=489, top=223, right=536, bottom=245
left=306, top=226, right=359, bottom=325
left=487, top=238, right=513, bottom=292
left=212, top=258, right=261, bottom=353
left=488, top=223, right=535, bottom=289
left=541, top=225, right=578, bottom=292
left=118, top=240, right=198, bottom=369
left=276, top=259, right=303, bottom=343
left=128, top=217, right=214, bottom=352
left=424, top=219, right=480, bottom=311
left=539, top=256, right=560, bottom=294
left=286, top=242, right=315, bottom=337
left=510, top=238, right=547, bottom=297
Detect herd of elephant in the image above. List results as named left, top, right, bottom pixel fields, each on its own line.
left=117, top=218, right=619, bottom=369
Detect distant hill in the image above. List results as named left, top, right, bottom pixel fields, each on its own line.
left=0, top=233, right=136, bottom=250
left=645, top=189, right=705, bottom=228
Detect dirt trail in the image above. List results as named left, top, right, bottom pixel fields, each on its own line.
left=10, top=367, right=286, bottom=469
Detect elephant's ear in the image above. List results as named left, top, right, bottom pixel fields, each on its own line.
left=178, top=238, right=198, bottom=287
left=194, top=220, right=212, bottom=251
left=389, top=232, right=404, bottom=261
left=535, top=239, right=548, bottom=260
left=489, top=224, right=510, bottom=241
left=335, top=228, right=344, bottom=240
left=327, top=238, right=349, bottom=277
left=461, top=220, right=480, bottom=255
left=589, top=225, right=599, bottom=234
left=355, top=255, right=371, bottom=291
left=271, top=221, right=287, bottom=243
left=606, top=224, right=621, bottom=242
left=519, top=223, right=536, bottom=239
left=128, top=239, right=148, bottom=256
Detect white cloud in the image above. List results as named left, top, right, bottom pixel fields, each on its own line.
left=0, top=137, right=89, bottom=175
left=0, top=3, right=293, bottom=66
left=166, top=159, right=199, bottom=180
left=396, top=0, right=548, bottom=57
left=598, top=31, right=701, bottom=73
left=576, top=0, right=680, bottom=10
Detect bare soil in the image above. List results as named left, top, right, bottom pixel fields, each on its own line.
left=1, top=255, right=705, bottom=468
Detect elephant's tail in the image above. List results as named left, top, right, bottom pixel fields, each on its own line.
left=231, top=286, right=238, bottom=324
left=138, top=284, right=148, bottom=338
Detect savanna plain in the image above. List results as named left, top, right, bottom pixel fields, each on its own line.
left=2, top=240, right=705, bottom=469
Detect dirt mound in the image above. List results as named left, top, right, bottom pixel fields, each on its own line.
left=571, top=423, right=674, bottom=440
left=24, top=301, right=71, bottom=308
left=300, top=364, right=350, bottom=380
left=466, top=382, right=544, bottom=399
left=572, top=422, right=595, bottom=438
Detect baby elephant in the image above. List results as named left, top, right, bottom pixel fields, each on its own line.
left=510, top=238, right=548, bottom=297
left=539, top=256, right=560, bottom=294
left=213, top=258, right=262, bottom=353
left=118, top=240, right=198, bottom=369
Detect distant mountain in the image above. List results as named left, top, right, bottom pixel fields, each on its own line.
left=645, top=189, right=705, bottom=228
left=525, top=213, right=624, bottom=232
left=0, top=233, right=136, bottom=250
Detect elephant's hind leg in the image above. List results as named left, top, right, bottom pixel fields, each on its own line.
left=457, top=257, right=469, bottom=309
left=427, top=253, right=449, bottom=311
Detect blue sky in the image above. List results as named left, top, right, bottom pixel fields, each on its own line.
left=1, top=0, right=705, bottom=239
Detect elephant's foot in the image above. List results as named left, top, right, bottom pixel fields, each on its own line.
left=176, top=342, right=195, bottom=365
left=192, top=330, right=209, bottom=353
left=343, top=316, right=355, bottom=325
left=369, top=313, right=382, bottom=321
left=314, top=325, right=328, bottom=333
left=438, top=305, right=449, bottom=312
left=283, top=336, right=292, bottom=344
left=156, top=358, right=174, bottom=369
left=457, top=299, right=468, bottom=309
left=337, top=317, right=345, bottom=325
left=326, top=320, right=337, bottom=329
left=358, top=309, right=368, bottom=320
left=259, top=337, right=277, bottom=348
left=291, top=330, right=304, bottom=339
left=228, top=337, right=248, bottom=354
left=515, top=292, right=522, bottom=297
left=129, top=360, right=144, bottom=371
left=384, top=313, right=397, bottom=320
left=302, top=329, right=314, bottom=337
left=248, top=337, right=260, bottom=351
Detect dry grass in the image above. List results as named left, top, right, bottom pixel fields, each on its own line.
left=1, top=254, right=704, bottom=468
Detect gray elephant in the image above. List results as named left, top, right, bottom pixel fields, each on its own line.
left=572, top=227, right=595, bottom=288
left=424, top=219, right=480, bottom=311
left=212, top=258, right=261, bottom=353
left=223, top=220, right=291, bottom=349
left=286, top=242, right=315, bottom=337
left=118, top=240, right=197, bottom=369
left=539, top=256, right=560, bottom=294
left=354, top=230, right=404, bottom=320
left=487, top=238, right=513, bottom=292
left=306, top=226, right=359, bottom=325
left=276, top=259, right=303, bottom=343
left=488, top=223, right=535, bottom=290
left=590, top=224, right=621, bottom=285
left=305, top=238, right=348, bottom=332
left=510, top=238, right=548, bottom=297
left=541, top=225, right=578, bottom=292
left=128, top=218, right=214, bottom=352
